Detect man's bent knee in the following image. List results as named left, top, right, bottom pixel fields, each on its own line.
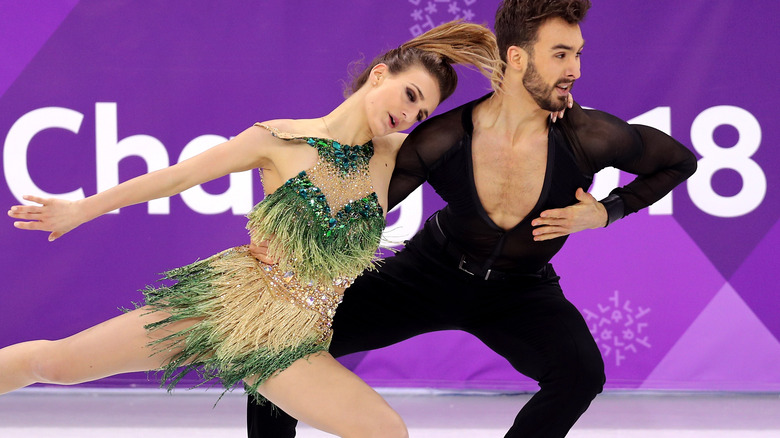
left=570, top=352, right=605, bottom=402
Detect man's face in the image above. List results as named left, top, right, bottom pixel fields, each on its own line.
left=522, top=17, right=584, bottom=112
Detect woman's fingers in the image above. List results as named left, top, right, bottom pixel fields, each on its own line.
left=8, top=209, right=43, bottom=220
left=9, top=195, right=48, bottom=217
left=9, top=198, right=48, bottom=221
left=22, top=194, right=48, bottom=205
left=13, top=220, right=44, bottom=230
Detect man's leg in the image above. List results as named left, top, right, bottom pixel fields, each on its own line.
left=246, top=400, right=296, bottom=437
left=467, top=268, right=605, bottom=438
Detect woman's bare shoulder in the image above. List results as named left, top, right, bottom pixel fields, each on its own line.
left=372, top=132, right=407, bottom=155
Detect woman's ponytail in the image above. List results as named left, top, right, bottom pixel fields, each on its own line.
left=350, top=21, right=501, bottom=100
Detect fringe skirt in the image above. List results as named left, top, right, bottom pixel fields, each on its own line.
left=140, top=245, right=343, bottom=399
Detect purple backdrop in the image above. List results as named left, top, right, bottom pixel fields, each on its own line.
left=2, top=0, right=778, bottom=393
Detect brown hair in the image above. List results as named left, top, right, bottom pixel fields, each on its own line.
left=495, top=0, right=591, bottom=63
left=349, top=21, right=500, bottom=101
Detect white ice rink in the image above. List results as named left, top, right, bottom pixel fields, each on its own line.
left=1, top=388, right=779, bottom=437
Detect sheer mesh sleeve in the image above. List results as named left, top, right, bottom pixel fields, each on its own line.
left=560, top=102, right=698, bottom=222
left=386, top=105, right=467, bottom=210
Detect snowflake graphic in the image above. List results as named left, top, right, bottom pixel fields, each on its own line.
left=408, top=0, right=484, bottom=37
left=582, top=290, right=651, bottom=367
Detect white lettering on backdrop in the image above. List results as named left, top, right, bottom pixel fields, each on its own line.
left=2, top=103, right=767, bottom=242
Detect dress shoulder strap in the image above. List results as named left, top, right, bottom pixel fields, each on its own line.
left=253, top=122, right=374, bottom=163
left=253, top=122, right=303, bottom=141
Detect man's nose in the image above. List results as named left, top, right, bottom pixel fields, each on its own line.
left=568, top=58, right=581, bottom=80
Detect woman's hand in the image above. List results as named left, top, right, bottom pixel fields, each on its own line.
left=249, top=240, right=277, bottom=265
left=551, top=93, right=574, bottom=123
left=8, top=195, right=85, bottom=241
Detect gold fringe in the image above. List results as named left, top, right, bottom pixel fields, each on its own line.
left=197, top=248, right=327, bottom=362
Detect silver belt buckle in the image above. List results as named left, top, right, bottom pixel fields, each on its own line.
left=459, top=255, right=493, bottom=280
left=458, top=255, right=474, bottom=276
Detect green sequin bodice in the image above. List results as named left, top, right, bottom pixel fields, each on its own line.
left=247, top=125, right=385, bottom=286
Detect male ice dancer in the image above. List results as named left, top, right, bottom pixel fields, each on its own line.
left=247, top=0, right=697, bottom=436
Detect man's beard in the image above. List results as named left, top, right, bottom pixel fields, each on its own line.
left=522, top=59, right=570, bottom=112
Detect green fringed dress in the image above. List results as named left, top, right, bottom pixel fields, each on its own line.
left=141, top=123, right=385, bottom=398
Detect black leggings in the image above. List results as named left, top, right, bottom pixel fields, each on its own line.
left=247, top=228, right=605, bottom=438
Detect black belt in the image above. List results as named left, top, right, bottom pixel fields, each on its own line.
left=424, top=212, right=545, bottom=281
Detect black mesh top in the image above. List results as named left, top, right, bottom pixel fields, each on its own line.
left=388, top=93, right=697, bottom=273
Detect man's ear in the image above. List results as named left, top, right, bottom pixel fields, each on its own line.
left=505, top=46, right=529, bottom=72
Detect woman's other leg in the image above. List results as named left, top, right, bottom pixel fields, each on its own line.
left=0, top=306, right=193, bottom=394
left=247, top=237, right=452, bottom=437
left=255, top=351, right=408, bottom=438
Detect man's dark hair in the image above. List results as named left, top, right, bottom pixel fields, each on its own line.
left=494, top=0, right=591, bottom=63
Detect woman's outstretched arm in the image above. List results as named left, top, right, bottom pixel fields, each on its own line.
left=8, top=125, right=272, bottom=241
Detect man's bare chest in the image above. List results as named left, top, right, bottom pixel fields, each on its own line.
left=470, top=134, right=548, bottom=226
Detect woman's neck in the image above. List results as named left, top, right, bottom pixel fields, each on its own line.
left=320, top=91, right=373, bottom=145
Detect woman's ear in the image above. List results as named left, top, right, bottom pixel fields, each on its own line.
left=370, top=63, right=388, bottom=85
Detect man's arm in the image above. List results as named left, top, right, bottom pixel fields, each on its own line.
left=532, top=103, right=697, bottom=240
left=385, top=124, right=437, bottom=210
left=604, top=122, right=698, bottom=220
left=567, top=103, right=697, bottom=220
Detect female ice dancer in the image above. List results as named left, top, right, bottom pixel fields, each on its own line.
left=4, top=21, right=499, bottom=438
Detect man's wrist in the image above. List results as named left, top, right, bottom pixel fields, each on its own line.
left=599, top=194, right=625, bottom=227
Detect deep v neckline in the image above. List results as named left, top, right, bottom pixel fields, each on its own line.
left=462, top=97, right=556, bottom=233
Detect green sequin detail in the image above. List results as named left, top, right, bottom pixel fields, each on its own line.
left=304, top=137, right=374, bottom=175
left=285, top=171, right=382, bottom=237
left=248, top=132, right=385, bottom=285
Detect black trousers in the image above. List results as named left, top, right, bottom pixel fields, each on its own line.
left=247, top=223, right=605, bottom=438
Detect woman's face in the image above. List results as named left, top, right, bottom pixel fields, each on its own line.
left=364, top=64, right=441, bottom=137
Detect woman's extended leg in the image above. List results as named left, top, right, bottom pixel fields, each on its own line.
left=0, top=306, right=195, bottom=394
left=254, top=351, right=408, bottom=438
